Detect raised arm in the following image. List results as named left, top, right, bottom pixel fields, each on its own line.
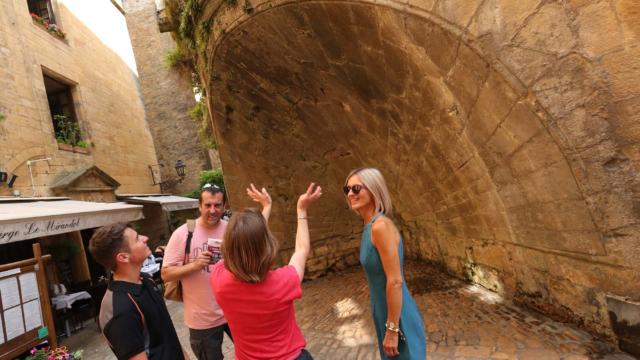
left=289, top=183, right=322, bottom=281
left=246, top=183, right=272, bottom=222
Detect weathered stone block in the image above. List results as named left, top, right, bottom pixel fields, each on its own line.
left=446, top=43, right=490, bottom=114
left=406, top=18, right=458, bottom=74
left=486, top=127, right=520, bottom=161
left=615, top=0, right=640, bottom=44
left=507, top=132, right=563, bottom=177
left=499, top=46, right=554, bottom=86
left=434, top=0, right=483, bottom=28
left=602, top=46, right=640, bottom=100
left=468, top=0, right=539, bottom=51
left=514, top=3, right=577, bottom=56
left=533, top=54, right=606, bottom=118
left=520, top=162, right=583, bottom=202
left=575, top=1, right=625, bottom=58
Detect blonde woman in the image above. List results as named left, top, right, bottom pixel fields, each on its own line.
left=344, top=168, right=426, bottom=359
left=209, top=183, right=322, bottom=360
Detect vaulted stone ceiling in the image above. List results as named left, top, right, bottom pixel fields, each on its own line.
left=176, top=0, right=640, bottom=341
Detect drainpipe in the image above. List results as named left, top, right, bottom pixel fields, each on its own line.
left=26, top=158, right=51, bottom=197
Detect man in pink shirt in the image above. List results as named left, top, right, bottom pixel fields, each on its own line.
left=162, top=183, right=271, bottom=360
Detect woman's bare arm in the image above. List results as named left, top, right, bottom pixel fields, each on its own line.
left=371, top=218, right=403, bottom=357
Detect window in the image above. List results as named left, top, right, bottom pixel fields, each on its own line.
left=43, top=73, right=81, bottom=145
left=28, top=0, right=56, bottom=24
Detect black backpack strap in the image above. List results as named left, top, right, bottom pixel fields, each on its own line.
left=184, top=220, right=195, bottom=263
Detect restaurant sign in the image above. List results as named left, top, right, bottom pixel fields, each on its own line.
left=0, top=207, right=142, bottom=244
left=0, top=218, right=81, bottom=244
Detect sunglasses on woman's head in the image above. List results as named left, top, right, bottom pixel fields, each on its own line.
left=343, top=184, right=364, bottom=195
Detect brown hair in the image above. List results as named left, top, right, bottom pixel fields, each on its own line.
left=222, top=208, right=278, bottom=283
left=89, top=223, right=129, bottom=271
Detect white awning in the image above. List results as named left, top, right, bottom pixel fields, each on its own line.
left=0, top=200, right=143, bottom=244
left=117, top=195, right=198, bottom=212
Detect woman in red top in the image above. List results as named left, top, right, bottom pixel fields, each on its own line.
left=210, top=183, right=322, bottom=360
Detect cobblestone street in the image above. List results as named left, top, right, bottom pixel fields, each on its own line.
left=63, top=261, right=636, bottom=360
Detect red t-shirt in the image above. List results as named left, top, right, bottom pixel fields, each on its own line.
left=210, top=261, right=306, bottom=360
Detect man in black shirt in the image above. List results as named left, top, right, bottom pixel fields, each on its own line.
left=89, top=223, right=188, bottom=360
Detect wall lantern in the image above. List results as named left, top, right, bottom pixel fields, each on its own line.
left=149, top=159, right=186, bottom=193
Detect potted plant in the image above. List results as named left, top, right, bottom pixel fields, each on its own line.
left=30, top=13, right=66, bottom=39
left=54, top=115, right=88, bottom=153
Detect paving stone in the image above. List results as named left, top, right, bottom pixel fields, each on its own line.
left=61, top=262, right=634, bottom=359
left=454, top=345, right=493, bottom=358
left=518, top=348, right=560, bottom=360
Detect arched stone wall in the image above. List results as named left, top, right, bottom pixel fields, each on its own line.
left=178, top=0, right=640, bottom=338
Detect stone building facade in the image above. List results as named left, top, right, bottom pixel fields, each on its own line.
left=0, top=0, right=160, bottom=197
left=122, top=0, right=215, bottom=195
left=167, top=0, right=640, bottom=351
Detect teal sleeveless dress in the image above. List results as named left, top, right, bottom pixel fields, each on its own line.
left=360, top=213, right=426, bottom=359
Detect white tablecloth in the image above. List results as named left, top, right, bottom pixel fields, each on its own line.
left=141, top=263, right=160, bottom=276
left=52, top=291, right=91, bottom=310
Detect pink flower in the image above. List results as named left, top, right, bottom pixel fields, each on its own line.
left=30, top=348, right=37, bottom=354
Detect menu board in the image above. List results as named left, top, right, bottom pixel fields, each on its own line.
left=19, top=273, right=39, bottom=303
left=0, top=277, right=20, bottom=309
left=0, top=311, right=4, bottom=345
left=0, top=271, right=42, bottom=344
left=23, top=299, right=43, bottom=331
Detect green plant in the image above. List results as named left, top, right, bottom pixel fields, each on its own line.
left=184, top=169, right=225, bottom=198
left=76, top=140, right=90, bottom=148
left=54, top=114, right=82, bottom=146
left=199, top=18, right=213, bottom=37
left=0, top=111, right=6, bottom=122
left=30, top=13, right=66, bottom=38
left=165, top=46, right=189, bottom=70
left=25, top=347, right=47, bottom=360
left=190, top=101, right=217, bottom=150
left=178, top=0, right=200, bottom=49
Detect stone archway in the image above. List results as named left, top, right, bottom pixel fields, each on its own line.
left=172, top=0, right=640, bottom=341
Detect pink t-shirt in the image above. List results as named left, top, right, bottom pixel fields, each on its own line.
left=163, top=221, right=227, bottom=329
left=210, top=262, right=306, bottom=360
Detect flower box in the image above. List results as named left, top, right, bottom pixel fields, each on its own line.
left=57, top=143, right=73, bottom=152
left=73, top=146, right=89, bottom=154
left=30, top=13, right=66, bottom=39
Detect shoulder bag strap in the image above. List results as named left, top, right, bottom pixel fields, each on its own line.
left=184, top=220, right=195, bottom=264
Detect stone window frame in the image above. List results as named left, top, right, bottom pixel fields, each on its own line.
left=27, top=0, right=57, bottom=24
left=41, top=67, right=90, bottom=154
